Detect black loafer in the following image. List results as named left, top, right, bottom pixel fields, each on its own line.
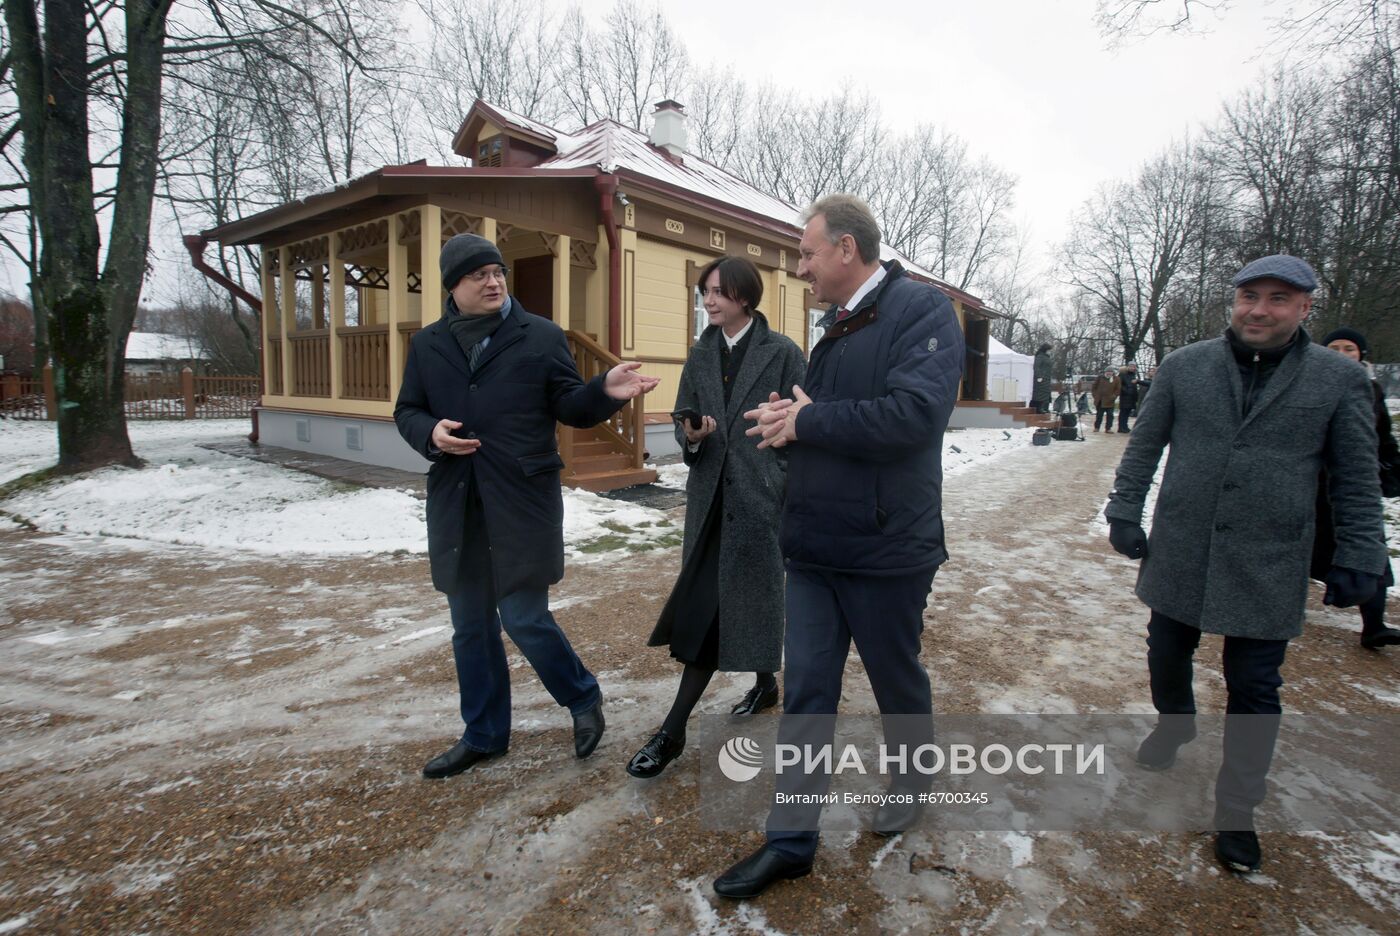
left=873, top=795, right=923, bottom=836
left=1361, top=627, right=1400, bottom=650
left=626, top=730, right=685, bottom=778
left=573, top=700, right=605, bottom=758
left=422, top=741, right=506, bottom=779
left=731, top=683, right=780, bottom=718
left=713, top=845, right=813, bottom=899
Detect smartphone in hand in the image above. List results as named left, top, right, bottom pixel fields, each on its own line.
left=671, top=408, right=702, bottom=430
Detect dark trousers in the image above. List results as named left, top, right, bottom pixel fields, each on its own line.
left=1146, top=610, right=1287, bottom=817
left=1361, top=587, right=1389, bottom=636
left=1117, top=401, right=1135, bottom=432
left=766, top=566, right=937, bottom=861
left=1094, top=405, right=1115, bottom=430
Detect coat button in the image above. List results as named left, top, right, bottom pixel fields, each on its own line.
left=1222, top=482, right=1236, bottom=491
left=725, top=477, right=732, bottom=485
left=469, top=384, right=477, bottom=391
left=1232, top=441, right=1246, bottom=450
left=1215, top=523, right=1230, bottom=532
left=457, top=481, right=464, bottom=489
left=467, top=431, right=477, bottom=439
left=727, top=514, right=735, bottom=522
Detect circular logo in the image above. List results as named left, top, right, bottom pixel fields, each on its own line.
left=717, top=736, right=763, bottom=783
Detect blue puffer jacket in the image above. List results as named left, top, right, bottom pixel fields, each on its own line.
left=783, top=261, right=965, bottom=575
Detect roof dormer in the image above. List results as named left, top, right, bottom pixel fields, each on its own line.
left=452, top=100, right=561, bottom=168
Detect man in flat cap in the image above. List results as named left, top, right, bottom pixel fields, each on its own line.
left=396, top=233, right=658, bottom=778
left=1104, top=254, right=1387, bottom=873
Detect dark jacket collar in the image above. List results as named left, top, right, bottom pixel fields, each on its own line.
left=820, top=260, right=907, bottom=327
left=1224, top=325, right=1307, bottom=365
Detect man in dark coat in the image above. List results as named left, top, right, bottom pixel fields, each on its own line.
left=1105, top=254, right=1388, bottom=874
left=1031, top=342, right=1053, bottom=413
left=395, top=233, right=658, bottom=779
left=714, top=194, right=965, bottom=899
left=1117, top=363, right=1139, bottom=433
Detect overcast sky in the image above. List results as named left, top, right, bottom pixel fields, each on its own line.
left=3, top=0, right=1290, bottom=308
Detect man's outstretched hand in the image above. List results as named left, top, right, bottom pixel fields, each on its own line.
left=1108, top=520, right=1148, bottom=560
left=604, top=362, right=660, bottom=401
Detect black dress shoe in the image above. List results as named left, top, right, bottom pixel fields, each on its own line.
left=1136, top=718, right=1197, bottom=771
left=731, top=682, right=780, bottom=718
left=626, top=730, right=685, bottom=778
left=873, top=794, right=923, bottom=836
left=1215, top=830, right=1262, bottom=873
left=422, top=741, right=505, bottom=779
left=573, top=700, right=605, bottom=758
left=713, top=845, right=812, bottom=899
left=1361, top=626, right=1400, bottom=650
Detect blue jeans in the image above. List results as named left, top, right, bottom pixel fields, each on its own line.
left=447, top=584, right=600, bottom=753
left=766, top=566, right=937, bottom=861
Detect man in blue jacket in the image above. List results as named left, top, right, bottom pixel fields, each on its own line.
left=395, top=233, right=657, bottom=779
left=715, top=195, right=965, bottom=898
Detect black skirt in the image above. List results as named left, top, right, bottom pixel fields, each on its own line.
left=650, top=485, right=722, bottom=669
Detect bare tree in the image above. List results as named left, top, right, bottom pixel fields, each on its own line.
left=2, top=0, right=385, bottom=472
left=555, top=0, right=688, bottom=131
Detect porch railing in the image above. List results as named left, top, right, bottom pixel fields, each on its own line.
left=339, top=324, right=389, bottom=401
left=288, top=330, right=330, bottom=397
left=0, top=366, right=258, bottom=421
left=565, top=330, right=645, bottom=469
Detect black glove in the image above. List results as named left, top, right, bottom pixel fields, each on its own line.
left=1323, top=566, right=1381, bottom=608
left=1108, top=520, right=1148, bottom=560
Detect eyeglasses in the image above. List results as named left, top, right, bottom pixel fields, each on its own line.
left=465, top=265, right=509, bottom=284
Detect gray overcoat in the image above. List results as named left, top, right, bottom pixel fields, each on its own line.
left=1106, top=329, right=1388, bottom=640
left=654, top=311, right=806, bottom=672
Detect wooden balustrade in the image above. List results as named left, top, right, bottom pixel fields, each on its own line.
left=566, top=329, right=644, bottom=469
left=338, top=324, right=389, bottom=400
left=288, top=329, right=331, bottom=397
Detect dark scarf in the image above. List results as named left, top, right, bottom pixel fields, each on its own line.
left=1225, top=326, right=1305, bottom=417
left=447, top=296, right=505, bottom=372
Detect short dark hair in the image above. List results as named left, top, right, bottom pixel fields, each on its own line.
left=696, top=255, right=763, bottom=311
left=803, top=194, right=881, bottom=264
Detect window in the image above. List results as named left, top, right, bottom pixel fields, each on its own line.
left=693, top=284, right=707, bottom=341
left=476, top=136, right=504, bottom=167
left=808, top=308, right=826, bottom=352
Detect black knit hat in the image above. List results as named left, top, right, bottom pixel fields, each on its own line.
left=440, top=233, right=505, bottom=290
left=1320, top=326, right=1368, bottom=359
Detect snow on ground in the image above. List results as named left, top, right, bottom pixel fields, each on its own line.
left=0, top=420, right=678, bottom=557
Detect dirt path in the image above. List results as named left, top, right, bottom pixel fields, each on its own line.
left=1, top=433, right=1397, bottom=934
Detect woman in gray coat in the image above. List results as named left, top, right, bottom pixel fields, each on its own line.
left=626, top=256, right=806, bottom=778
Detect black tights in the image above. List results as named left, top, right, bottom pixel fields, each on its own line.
left=1361, top=587, right=1388, bottom=636
left=660, top=669, right=776, bottom=738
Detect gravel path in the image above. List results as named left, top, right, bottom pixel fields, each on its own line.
left=1, top=432, right=1397, bottom=934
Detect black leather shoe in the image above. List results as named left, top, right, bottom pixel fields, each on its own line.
left=873, top=795, right=923, bottom=836
left=731, top=682, right=780, bottom=718
left=1136, top=718, right=1197, bottom=771
left=573, top=700, right=605, bottom=758
left=422, top=741, right=505, bottom=779
left=1215, top=830, right=1262, bottom=873
left=1361, top=626, right=1400, bottom=650
left=713, top=845, right=813, bottom=899
left=626, top=730, right=685, bottom=778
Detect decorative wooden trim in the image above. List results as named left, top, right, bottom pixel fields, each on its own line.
left=568, top=239, right=597, bottom=270
left=338, top=219, right=390, bottom=261
left=441, top=209, right=483, bottom=239
left=709, top=227, right=726, bottom=250
left=397, top=209, right=421, bottom=245
left=288, top=235, right=329, bottom=270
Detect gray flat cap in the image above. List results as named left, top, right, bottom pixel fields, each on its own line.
left=1231, top=254, right=1318, bottom=291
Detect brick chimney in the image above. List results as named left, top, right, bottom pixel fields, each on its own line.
left=649, top=100, right=687, bottom=158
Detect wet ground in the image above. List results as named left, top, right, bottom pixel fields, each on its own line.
left=2, top=432, right=1397, bottom=933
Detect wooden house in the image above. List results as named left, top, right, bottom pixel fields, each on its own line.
left=194, top=99, right=1013, bottom=491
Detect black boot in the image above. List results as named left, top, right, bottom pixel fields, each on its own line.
left=1214, top=805, right=1261, bottom=872
left=1136, top=717, right=1197, bottom=771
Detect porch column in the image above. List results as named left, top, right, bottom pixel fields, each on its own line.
left=552, top=233, right=571, bottom=328
left=420, top=204, right=443, bottom=325
left=260, top=248, right=276, bottom=397
left=481, top=216, right=497, bottom=244
left=279, top=245, right=294, bottom=396
left=328, top=231, right=345, bottom=399
left=387, top=214, right=410, bottom=401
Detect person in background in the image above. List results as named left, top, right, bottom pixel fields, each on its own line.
left=627, top=256, right=806, bottom=779
left=1092, top=367, right=1120, bottom=433
left=1137, top=366, right=1157, bottom=410
left=1031, top=343, right=1053, bottom=413
left=1314, top=326, right=1400, bottom=649
left=1117, top=363, right=1139, bottom=433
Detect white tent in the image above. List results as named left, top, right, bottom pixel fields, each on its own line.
left=986, top=336, right=1034, bottom=404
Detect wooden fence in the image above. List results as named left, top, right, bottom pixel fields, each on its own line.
left=0, top=366, right=259, bottom=421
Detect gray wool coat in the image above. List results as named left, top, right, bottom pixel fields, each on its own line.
left=1106, top=328, right=1388, bottom=640
left=655, top=311, right=806, bottom=672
